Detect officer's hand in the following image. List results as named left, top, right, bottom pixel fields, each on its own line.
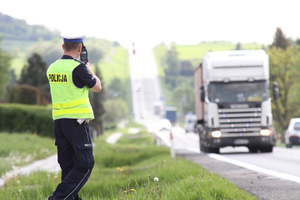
left=85, top=60, right=93, bottom=74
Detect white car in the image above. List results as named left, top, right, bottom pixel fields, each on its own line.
left=157, top=119, right=172, bottom=131
left=285, top=118, right=300, bottom=148
left=184, top=114, right=197, bottom=133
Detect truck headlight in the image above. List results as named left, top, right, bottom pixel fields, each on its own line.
left=211, top=130, right=222, bottom=138
left=260, top=129, right=271, bottom=136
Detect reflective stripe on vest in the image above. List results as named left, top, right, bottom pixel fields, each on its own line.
left=52, top=98, right=89, bottom=109
left=53, top=107, right=92, bottom=116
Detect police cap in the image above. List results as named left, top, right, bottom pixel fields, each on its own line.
left=61, top=33, right=85, bottom=43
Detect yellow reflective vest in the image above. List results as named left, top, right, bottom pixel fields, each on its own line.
left=47, top=59, right=94, bottom=120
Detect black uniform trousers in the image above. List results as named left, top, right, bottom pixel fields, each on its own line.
left=51, top=119, right=94, bottom=200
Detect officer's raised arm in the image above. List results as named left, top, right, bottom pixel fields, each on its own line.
left=85, top=60, right=102, bottom=93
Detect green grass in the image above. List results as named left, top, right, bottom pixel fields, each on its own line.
left=10, top=58, right=25, bottom=78
left=99, top=46, right=130, bottom=85
left=154, top=41, right=264, bottom=68
left=175, top=42, right=264, bottom=66
left=98, top=46, right=132, bottom=112
left=152, top=44, right=174, bottom=105
left=0, top=126, right=257, bottom=200
left=0, top=133, right=56, bottom=176
left=152, top=43, right=168, bottom=77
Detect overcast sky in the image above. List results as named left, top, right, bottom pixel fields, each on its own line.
left=1, top=0, right=299, bottom=48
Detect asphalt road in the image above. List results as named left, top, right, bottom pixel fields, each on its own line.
left=177, top=149, right=300, bottom=200
left=129, top=45, right=300, bottom=200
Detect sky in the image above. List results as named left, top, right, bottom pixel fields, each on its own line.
left=1, top=0, right=300, bottom=48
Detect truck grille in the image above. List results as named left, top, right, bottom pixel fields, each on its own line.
left=218, top=107, right=261, bottom=135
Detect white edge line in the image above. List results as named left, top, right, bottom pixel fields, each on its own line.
left=208, top=153, right=300, bottom=184
left=154, top=133, right=300, bottom=184
left=179, top=147, right=300, bottom=184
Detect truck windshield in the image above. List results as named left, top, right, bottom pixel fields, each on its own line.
left=208, top=81, right=269, bottom=103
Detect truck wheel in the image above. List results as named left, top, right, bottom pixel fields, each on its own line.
left=286, top=139, right=293, bottom=148
left=207, top=147, right=219, bottom=154
left=248, top=146, right=258, bottom=153
left=260, top=146, right=273, bottom=153
left=200, top=139, right=206, bottom=153
left=286, top=143, right=292, bottom=148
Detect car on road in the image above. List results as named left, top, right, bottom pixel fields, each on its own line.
left=157, top=119, right=172, bottom=131
left=285, top=118, right=300, bottom=148
left=135, top=83, right=141, bottom=92
left=184, top=113, right=197, bottom=133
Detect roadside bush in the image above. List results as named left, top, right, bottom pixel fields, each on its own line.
left=7, top=84, right=48, bottom=105
left=104, top=99, right=128, bottom=124
left=0, top=103, right=54, bottom=138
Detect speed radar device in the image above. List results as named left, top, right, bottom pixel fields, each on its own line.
left=80, top=43, right=88, bottom=64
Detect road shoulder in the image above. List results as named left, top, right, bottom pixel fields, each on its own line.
left=177, top=149, right=300, bottom=200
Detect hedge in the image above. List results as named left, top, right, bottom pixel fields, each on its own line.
left=0, top=103, right=54, bottom=138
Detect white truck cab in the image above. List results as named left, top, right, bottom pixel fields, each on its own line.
left=194, top=50, right=279, bottom=153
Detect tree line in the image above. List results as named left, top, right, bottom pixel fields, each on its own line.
left=1, top=26, right=299, bottom=138
left=0, top=12, right=59, bottom=41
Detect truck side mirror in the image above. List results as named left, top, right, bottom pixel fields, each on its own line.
left=272, top=81, right=279, bottom=101
left=200, top=86, right=205, bottom=102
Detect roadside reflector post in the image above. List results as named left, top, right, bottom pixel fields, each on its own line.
left=156, top=134, right=161, bottom=146
left=170, top=131, right=176, bottom=158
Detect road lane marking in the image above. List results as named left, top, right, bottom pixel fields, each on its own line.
left=208, top=153, right=300, bottom=184
left=183, top=147, right=300, bottom=183
left=153, top=125, right=300, bottom=183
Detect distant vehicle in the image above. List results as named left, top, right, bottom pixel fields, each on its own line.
left=135, top=83, right=141, bottom=92
left=157, top=119, right=172, bottom=131
left=285, top=118, right=300, bottom=148
left=194, top=50, right=279, bottom=153
left=184, top=113, right=197, bottom=133
left=153, top=101, right=163, bottom=115
left=165, top=107, right=176, bottom=125
left=132, top=43, right=136, bottom=55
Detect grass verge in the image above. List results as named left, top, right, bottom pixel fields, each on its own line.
left=0, top=125, right=257, bottom=200
left=0, top=133, right=56, bottom=176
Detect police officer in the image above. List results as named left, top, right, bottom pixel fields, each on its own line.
left=46, top=33, right=102, bottom=200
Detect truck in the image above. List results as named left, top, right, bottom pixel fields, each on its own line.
left=165, top=107, right=177, bottom=125
left=194, top=50, right=279, bottom=153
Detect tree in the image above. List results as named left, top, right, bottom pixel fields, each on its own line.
left=165, top=45, right=180, bottom=76
left=295, top=38, right=300, bottom=46
left=89, top=65, right=105, bottom=135
left=172, top=82, right=195, bottom=117
left=7, top=84, right=48, bottom=105
left=235, top=42, right=242, bottom=50
left=270, top=28, right=290, bottom=50
left=104, top=99, right=128, bottom=126
left=0, top=38, right=12, bottom=100
left=163, top=45, right=180, bottom=89
left=180, top=60, right=194, bottom=76
left=106, top=77, right=122, bottom=99
left=30, top=39, right=62, bottom=66
left=268, top=46, right=300, bottom=137
left=19, top=53, right=50, bottom=101
left=88, top=47, right=104, bottom=64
